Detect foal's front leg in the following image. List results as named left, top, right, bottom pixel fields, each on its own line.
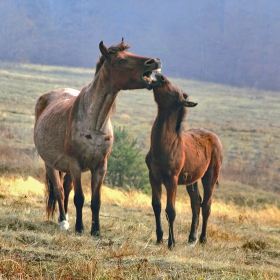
left=149, top=172, right=163, bottom=244
left=164, top=176, right=178, bottom=249
left=90, top=161, right=107, bottom=236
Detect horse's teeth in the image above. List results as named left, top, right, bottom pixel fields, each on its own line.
left=155, top=68, right=162, bottom=73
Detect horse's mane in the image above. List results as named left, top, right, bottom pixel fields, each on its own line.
left=95, top=42, right=130, bottom=75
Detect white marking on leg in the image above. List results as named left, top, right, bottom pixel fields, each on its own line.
left=60, top=220, right=70, bottom=231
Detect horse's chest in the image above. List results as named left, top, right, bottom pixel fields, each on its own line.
left=71, top=133, right=113, bottom=167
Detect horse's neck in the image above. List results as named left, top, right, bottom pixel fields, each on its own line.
left=77, top=74, right=119, bottom=132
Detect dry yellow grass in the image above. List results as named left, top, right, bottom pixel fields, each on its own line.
left=0, top=176, right=280, bottom=279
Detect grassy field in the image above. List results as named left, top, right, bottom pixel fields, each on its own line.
left=0, top=176, right=280, bottom=279
left=0, top=62, right=280, bottom=279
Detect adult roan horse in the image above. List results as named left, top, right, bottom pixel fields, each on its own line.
left=34, top=39, right=162, bottom=235
left=146, top=73, right=223, bottom=249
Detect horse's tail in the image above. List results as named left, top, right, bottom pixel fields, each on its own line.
left=45, top=173, right=56, bottom=219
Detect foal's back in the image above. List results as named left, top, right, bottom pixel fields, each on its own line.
left=178, top=128, right=222, bottom=186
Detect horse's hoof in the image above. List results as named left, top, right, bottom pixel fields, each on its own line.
left=75, top=229, right=84, bottom=235
left=188, top=238, right=198, bottom=248
left=59, top=220, right=70, bottom=231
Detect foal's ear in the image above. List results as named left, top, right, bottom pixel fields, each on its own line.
left=184, top=101, right=198, bottom=107
left=99, top=41, right=110, bottom=59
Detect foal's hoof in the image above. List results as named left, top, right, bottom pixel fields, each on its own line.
left=156, top=237, right=163, bottom=244
left=168, top=243, right=175, bottom=250
left=59, top=220, right=70, bottom=231
left=91, top=230, right=100, bottom=237
left=199, top=236, right=207, bottom=244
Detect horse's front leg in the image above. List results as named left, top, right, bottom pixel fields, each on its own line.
left=70, top=163, right=84, bottom=233
left=149, top=171, right=163, bottom=244
left=186, top=182, right=202, bottom=246
left=90, top=160, right=107, bottom=236
left=164, top=176, right=178, bottom=249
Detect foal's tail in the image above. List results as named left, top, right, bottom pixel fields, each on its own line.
left=45, top=173, right=57, bottom=219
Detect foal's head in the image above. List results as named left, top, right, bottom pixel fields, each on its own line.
left=96, top=39, right=162, bottom=90
left=153, top=73, right=197, bottom=110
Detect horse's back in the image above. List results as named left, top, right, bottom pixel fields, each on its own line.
left=35, top=88, right=79, bottom=122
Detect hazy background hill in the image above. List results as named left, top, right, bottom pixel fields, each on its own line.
left=1, top=0, right=280, bottom=91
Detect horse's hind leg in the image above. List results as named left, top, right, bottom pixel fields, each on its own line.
left=186, top=182, right=202, bottom=246
left=63, top=173, right=73, bottom=221
left=45, top=164, right=69, bottom=230
left=200, top=170, right=218, bottom=244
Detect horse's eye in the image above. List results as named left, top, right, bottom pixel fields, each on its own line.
left=174, top=92, right=179, bottom=99
left=119, top=58, right=127, bottom=64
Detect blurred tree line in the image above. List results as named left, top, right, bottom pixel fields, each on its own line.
left=1, top=0, right=280, bottom=91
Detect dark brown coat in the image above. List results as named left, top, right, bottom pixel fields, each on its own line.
left=146, top=73, right=223, bottom=248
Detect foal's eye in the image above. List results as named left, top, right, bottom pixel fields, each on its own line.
left=174, top=92, right=179, bottom=99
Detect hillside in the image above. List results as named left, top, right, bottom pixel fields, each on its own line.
left=0, top=62, right=280, bottom=278
left=0, top=62, right=280, bottom=194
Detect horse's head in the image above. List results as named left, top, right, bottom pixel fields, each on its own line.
left=153, top=73, right=197, bottom=109
left=97, top=39, right=162, bottom=90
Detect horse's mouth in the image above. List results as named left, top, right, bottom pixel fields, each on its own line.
left=143, top=68, right=162, bottom=88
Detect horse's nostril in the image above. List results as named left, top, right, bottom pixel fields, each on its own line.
left=145, top=59, right=155, bottom=65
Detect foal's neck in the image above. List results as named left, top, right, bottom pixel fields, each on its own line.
left=152, top=107, right=186, bottom=144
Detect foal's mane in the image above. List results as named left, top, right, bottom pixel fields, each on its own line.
left=95, top=42, right=130, bottom=75
left=175, top=90, right=188, bottom=133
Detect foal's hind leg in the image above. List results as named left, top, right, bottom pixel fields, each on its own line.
left=200, top=170, right=218, bottom=243
left=186, top=182, right=202, bottom=246
left=45, top=165, right=69, bottom=230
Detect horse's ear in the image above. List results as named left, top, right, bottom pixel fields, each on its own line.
left=99, top=41, right=110, bottom=59
left=121, top=37, right=125, bottom=47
